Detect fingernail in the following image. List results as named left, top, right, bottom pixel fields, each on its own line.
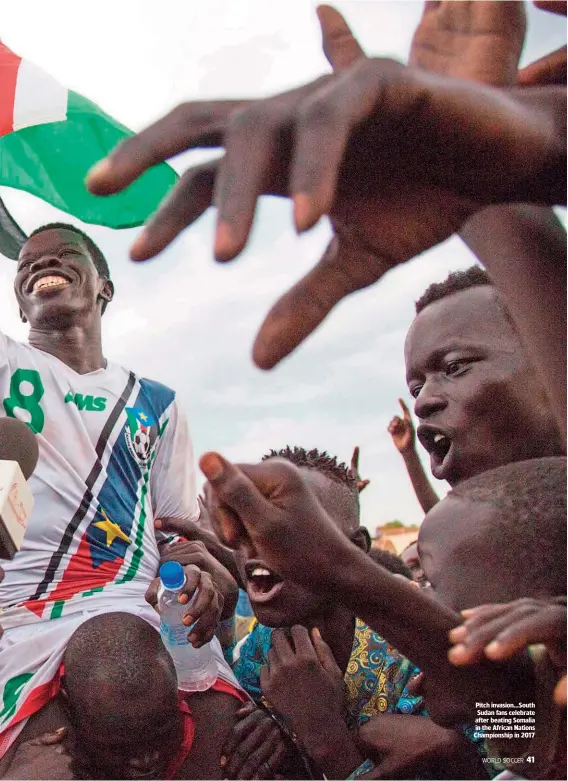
left=484, top=641, right=502, bottom=658
left=448, top=644, right=468, bottom=664
left=214, top=222, right=234, bottom=261
left=449, top=626, right=467, bottom=643
left=312, top=627, right=322, bottom=641
left=200, top=453, right=224, bottom=480
left=154, top=518, right=162, bottom=529
left=460, top=608, right=476, bottom=618
left=220, top=756, right=227, bottom=768
left=182, top=614, right=194, bottom=626
left=293, top=193, right=315, bottom=233
left=87, top=158, right=112, bottom=183
left=178, top=593, right=189, bottom=605
left=130, top=230, right=149, bottom=261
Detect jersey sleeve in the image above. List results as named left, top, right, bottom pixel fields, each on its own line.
left=150, top=397, right=199, bottom=524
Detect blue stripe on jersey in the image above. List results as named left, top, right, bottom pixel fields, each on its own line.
left=87, top=378, right=175, bottom=568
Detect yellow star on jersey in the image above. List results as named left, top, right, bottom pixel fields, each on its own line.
left=93, top=510, right=131, bottom=547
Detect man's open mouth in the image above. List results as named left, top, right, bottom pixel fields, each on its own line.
left=244, top=562, right=284, bottom=603
left=417, top=426, right=454, bottom=479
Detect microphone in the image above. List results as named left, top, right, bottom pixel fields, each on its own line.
left=0, top=418, right=39, bottom=559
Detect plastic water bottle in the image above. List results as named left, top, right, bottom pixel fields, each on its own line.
left=158, top=561, right=217, bottom=692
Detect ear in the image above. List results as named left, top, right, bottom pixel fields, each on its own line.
left=99, top=279, right=114, bottom=304
left=19, top=308, right=27, bottom=324
left=350, top=526, right=371, bottom=553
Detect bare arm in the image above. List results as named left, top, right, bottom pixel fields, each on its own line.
left=460, top=204, right=567, bottom=445
left=387, top=399, right=439, bottom=514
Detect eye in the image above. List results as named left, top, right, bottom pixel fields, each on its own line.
left=445, top=360, right=466, bottom=376
left=409, top=384, right=422, bottom=399
left=60, top=249, right=77, bottom=257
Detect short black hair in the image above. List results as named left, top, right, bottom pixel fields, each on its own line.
left=415, top=266, right=490, bottom=314
left=368, top=547, right=413, bottom=579
left=263, top=446, right=360, bottom=532
left=450, top=457, right=567, bottom=596
left=28, top=222, right=110, bottom=280
left=262, top=446, right=358, bottom=497
left=63, top=612, right=176, bottom=716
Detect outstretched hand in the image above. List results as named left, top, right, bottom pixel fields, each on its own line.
left=448, top=598, right=567, bottom=668
left=87, top=6, right=565, bottom=370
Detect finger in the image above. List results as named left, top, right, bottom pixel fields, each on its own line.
left=199, top=453, right=277, bottom=544
left=145, top=577, right=160, bottom=609
left=448, top=612, right=526, bottom=665
left=291, top=61, right=383, bottom=231
left=86, top=101, right=245, bottom=195
left=449, top=604, right=515, bottom=643
left=317, top=5, right=366, bottom=72
left=533, top=1, right=567, bottom=15
left=260, top=664, right=270, bottom=695
left=213, top=108, right=282, bottom=262
left=222, top=709, right=266, bottom=768
left=130, top=161, right=217, bottom=261
left=358, top=479, right=370, bottom=492
left=398, top=398, right=411, bottom=420
left=236, top=702, right=257, bottom=720
left=272, top=628, right=296, bottom=664
left=517, top=46, right=567, bottom=86
left=183, top=571, right=217, bottom=629
left=311, top=626, right=340, bottom=674
left=253, top=233, right=390, bottom=369
left=406, top=671, right=424, bottom=697
left=484, top=607, right=567, bottom=661
left=240, top=727, right=284, bottom=780
left=554, top=674, right=567, bottom=706
left=254, top=739, right=288, bottom=780
left=290, top=625, right=317, bottom=659
left=350, top=446, right=360, bottom=473
left=224, top=719, right=275, bottom=779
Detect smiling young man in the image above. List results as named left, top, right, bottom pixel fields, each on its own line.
left=404, top=266, right=564, bottom=488
left=0, top=223, right=242, bottom=778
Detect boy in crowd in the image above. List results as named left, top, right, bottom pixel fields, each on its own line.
left=200, top=453, right=566, bottom=778
left=218, top=446, right=485, bottom=780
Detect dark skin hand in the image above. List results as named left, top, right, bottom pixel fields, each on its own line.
left=260, top=626, right=362, bottom=779
left=155, top=515, right=243, bottom=588
left=198, top=451, right=532, bottom=728
left=356, top=712, right=486, bottom=780
left=220, top=701, right=289, bottom=780
left=150, top=539, right=239, bottom=622
left=87, top=13, right=565, bottom=370
left=448, top=598, right=567, bottom=668
left=145, top=561, right=224, bottom=647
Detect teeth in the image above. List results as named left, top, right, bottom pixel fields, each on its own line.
left=33, top=275, right=69, bottom=292
left=251, top=567, right=271, bottom=578
left=433, top=434, right=445, bottom=444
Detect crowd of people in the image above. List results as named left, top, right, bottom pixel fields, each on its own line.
left=0, top=1, right=566, bottom=779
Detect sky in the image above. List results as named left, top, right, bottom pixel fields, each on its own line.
left=0, top=1, right=565, bottom=533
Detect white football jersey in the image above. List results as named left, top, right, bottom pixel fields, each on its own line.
left=0, top=330, right=199, bottom=627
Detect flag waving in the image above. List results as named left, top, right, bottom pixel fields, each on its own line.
left=0, top=42, right=178, bottom=230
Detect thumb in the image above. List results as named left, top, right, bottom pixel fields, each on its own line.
left=317, top=5, right=366, bottom=72
left=199, top=452, right=274, bottom=546
left=312, top=627, right=341, bottom=675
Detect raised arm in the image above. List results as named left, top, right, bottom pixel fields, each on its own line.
left=387, top=399, right=439, bottom=514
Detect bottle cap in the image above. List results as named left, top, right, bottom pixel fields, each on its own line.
left=159, top=561, right=185, bottom=590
